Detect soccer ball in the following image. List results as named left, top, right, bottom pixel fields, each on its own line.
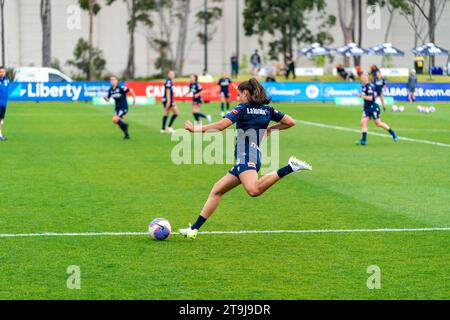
left=149, top=218, right=172, bottom=241
left=429, top=106, right=436, bottom=113
left=399, top=106, right=405, bottom=112
left=392, top=105, right=399, bottom=112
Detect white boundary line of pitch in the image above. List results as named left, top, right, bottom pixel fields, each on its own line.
left=0, top=227, right=449, bottom=238
left=297, top=120, right=450, bottom=148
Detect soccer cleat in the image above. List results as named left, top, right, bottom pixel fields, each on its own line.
left=356, top=140, right=367, bottom=146
left=206, top=114, right=212, bottom=123
left=0, top=136, right=6, bottom=141
left=288, top=156, right=312, bottom=172
left=124, top=134, right=130, bottom=140
left=393, top=135, right=399, bottom=143
left=179, top=225, right=199, bottom=239
left=160, top=129, right=167, bottom=134
left=166, top=127, right=176, bottom=134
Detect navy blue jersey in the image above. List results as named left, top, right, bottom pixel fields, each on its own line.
left=361, top=83, right=376, bottom=110
left=107, top=85, right=129, bottom=110
left=226, top=103, right=285, bottom=164
left=373, top=77, right=386, bottom=90
left=218, top=77, right=232, bottom=93
left=189, top=82, right=203, bottom=104
left=189, top=82, right=203, bottom=96
left=0, top=76, right=10, bottom=107
left=163, top=78, right=174, bottom=103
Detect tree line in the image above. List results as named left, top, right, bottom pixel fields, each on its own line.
left=0, top=0, right=447, bottom=79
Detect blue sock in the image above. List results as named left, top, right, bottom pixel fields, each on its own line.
left=168, top=114, right=177, bottom=127
left=388, top=129, right=396, bottom=137
left=193, top=113, right=199, bottom=121
left=192, top=215, right=207, bottom=230
left=197, top=113, right=207, bottom=119
left=277, top=165, right=294, bottom=179
left=162, top=116, right=168, bottom=130
left=226, top=102, right=230, bottom=110
left=362, top=132, right=368, bottom=142
left=221, top=102, right=225, bottom=111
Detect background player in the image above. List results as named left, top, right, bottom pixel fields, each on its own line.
left=356, top=73, right=398, bottom=146
left=105, top=76, right=136, bottom=140
left=0, top=66, right=10, bottom=141
left=373, top=71, right=387, bottom=111
left=179, top=78, right=312, bottom=239
left=217, top=72, right=235, bottom=117
left=161, top=70, right=179, bottom=134
left=185, top=74, right=211, bottom=124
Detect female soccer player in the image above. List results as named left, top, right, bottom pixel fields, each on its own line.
left=161, top=70, right=179, bottom=134
left=373, top=71, right=387, bottom=111
left=356, top=73, right=398, bottom=146
left=185, top=74, right=211, bottom=124
left=179, top=78, right=312, bottom=239
left=217, top=72, right=235, bottom=117
left=105, top=76, right=136, bottom=140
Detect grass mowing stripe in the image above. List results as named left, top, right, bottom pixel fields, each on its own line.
left=297, top=119, right=450, bottom=148
left=1, top=227, right=449, bottom=238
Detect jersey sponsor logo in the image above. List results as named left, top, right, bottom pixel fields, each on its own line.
left=247, top=162, right=256, bottom=168
left=232, top=109, right=239, bottom=115
left=246, top=108, right=267, bottom=115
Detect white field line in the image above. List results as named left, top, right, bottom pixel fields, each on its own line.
left=297, top=120, right=450, bottom=148
left=0, top=227, right=449, bottom=238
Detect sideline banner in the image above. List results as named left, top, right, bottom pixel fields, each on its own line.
left=8, top=82, right=111, bottom=101
left=7, top=81, right=450, bottom=102
left=125, top=81, right=239, bottom=102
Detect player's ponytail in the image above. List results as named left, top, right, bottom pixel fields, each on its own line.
left=238, top=78, right=271, bottom=105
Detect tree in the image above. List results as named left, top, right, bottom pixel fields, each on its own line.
left=196, top=0, right=223, bottom=71
left=106, top=0, right=156, bottom=79
left=402, top=0, right=449, bottom=65
left=0, top=0, right=5, bottom=65
left=337, top=0, right=357, bottom=66
left=79, top=0, right=102, bottom=80
left=149, top=0, right=191, bottom=75
left=40, top=0, right=52, bottom=67
left=243, top=0, right=336, bottom=63
left=367, top=0, right=411, bottom=65
left=67, top=38, right=106, bottom=79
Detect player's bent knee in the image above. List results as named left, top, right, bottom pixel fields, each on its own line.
left=246, top=188, right=261, bottom=198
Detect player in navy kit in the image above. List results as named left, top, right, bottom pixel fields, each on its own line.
left=179, top=78, right=312, bottom=239
left=217, top=72, right=235, bottom=117
left=373, top=71, right=387, bottom=111
left=184, top=74, right=211, bottom=124
left=105, top=76, right=136, bottom=140
left=161, top=70, right=179, bottom=134
left=356, top=73, right=398, bottom=146
left=0, top=66, right=10, bottom=141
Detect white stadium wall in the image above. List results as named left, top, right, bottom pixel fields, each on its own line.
left=4, top=0, right=450, bottom=77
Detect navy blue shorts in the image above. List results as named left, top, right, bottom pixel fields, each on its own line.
left=375, top=88, right=383, bottom=96
left=363, top=106, right=381, bottom=120
left=115, top=109, right=128, bottom=118
left=229, top=160, right=261, bottom=178
left=162, top=101, right=176, bottom=108
left=221, top=91, right=230, bottom=99
left=0, top=107, right=6, bottom=120
left=193, top=97, right=202, bottom=105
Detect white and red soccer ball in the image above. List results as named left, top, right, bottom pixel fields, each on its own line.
left=149, top=218, right=172, bottom=241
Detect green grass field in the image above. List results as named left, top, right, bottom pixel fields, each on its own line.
left=0, top=100, right=449, bottom=300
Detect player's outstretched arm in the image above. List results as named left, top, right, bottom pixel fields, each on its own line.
left=268, top=114, right=296, bottom=132
left=185, top=118, right=233, bottom=133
